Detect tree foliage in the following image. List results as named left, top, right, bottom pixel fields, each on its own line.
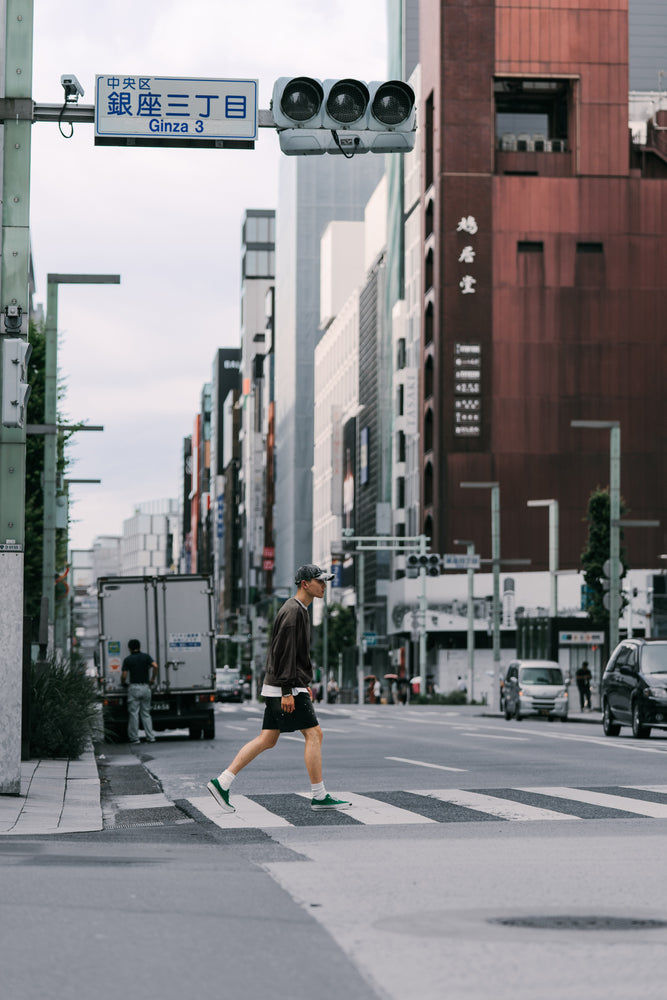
left=580, top=487, right=628, bottom=627
left=312, top=601, right=357, bottom=673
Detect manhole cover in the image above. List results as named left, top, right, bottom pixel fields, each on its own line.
left=490, top=915, right=667, bottom=931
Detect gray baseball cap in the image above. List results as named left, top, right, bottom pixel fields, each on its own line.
left=295, top=563, right=334, bottom=584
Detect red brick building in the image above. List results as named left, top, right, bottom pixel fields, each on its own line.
left=419, top=0, right=666, bottom=570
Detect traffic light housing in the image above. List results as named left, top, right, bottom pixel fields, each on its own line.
left=2, top=338, right=32, bottom=428
left=406, top=553, right=441, bottom=578
left=272, top=77, right=416, bottom=156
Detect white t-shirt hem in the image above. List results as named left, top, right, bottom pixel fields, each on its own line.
left=261, top=684, right=310, bottom=697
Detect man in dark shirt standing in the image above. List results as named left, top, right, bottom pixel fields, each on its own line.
left=121, top=639, right=158, bottom=744
left=207, top=564, right=350, bottom=814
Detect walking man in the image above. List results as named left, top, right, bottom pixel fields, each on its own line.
left=121, top=639, right=158, bottom=744
left=207, top=565, right=350, bottom=814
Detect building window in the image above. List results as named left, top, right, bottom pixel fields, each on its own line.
left=425, top=247, right=434, bottom=292
left=424, top=301, right=434, bottom=345
left=424, top=407, right=434, bottom=453
left=396, top=476, right=405, bottom=509
left=425, top=197, right=434, bottom=238
left=495, top=78, right=572, bottom=151
left=424, top=354, right=434, bottom=400
left=518, top=241, right=544, bottom=253
left=396, top=338, right=406, bottom=370
left=396, top=384, right=404, bottom=417
left=397, top=430, right=406, bottom=463
left=576, top=242, right=603, bottom=254
left=425, top=92, right=434, bottom=188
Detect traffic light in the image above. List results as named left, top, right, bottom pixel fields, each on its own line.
left=272, top=77, right=416, bottom=156
left=2, top=338, right=32, bottom=428
left=406, top=553, right=441, bottom=578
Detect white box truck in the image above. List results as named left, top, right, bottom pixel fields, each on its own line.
left=98, top=575, right=216, bottom=740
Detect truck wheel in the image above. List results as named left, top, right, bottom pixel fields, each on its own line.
left=188, top=725, right=202, bottom=740
left=203, top=725, right=215, bottom=740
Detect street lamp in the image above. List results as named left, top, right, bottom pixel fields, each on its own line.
left=453, top=538, right=475, bottom=701
left=460, top=482, right=501, bottom=711
left=42, top=273, right=120, bottom=650
left=571, top=420, right=621, bottom=652
left=527, top=499, right=559, bottom=618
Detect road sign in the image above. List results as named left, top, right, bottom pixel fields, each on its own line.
left=94, top=75, right=258, bottom=147
left=442, top=553, right=481, bottom=570
left=363, top=631, right=378, bottom=646
left=602, top=558, right=623, bottom=579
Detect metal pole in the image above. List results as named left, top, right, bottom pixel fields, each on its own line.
left=549, top=501, right=559, bottom=619
left=419, top=533, right=427, bottom=696
left=491, top=485, right=501, bottom=713
left=0, top=0, right=33, bottom=793
left=322, top=581, right=328, bottom=695
left=357, top=549, right=365, bottom=706
left=609, top=425, right=621, bottom=654
left=42, top=282, right=58, bottom=650
left=466, top=543, right=475, bottom=701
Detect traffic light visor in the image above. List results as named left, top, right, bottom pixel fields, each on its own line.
left=370, top=81, right=415, bottom=128
left=279, top=77, right=323, bottom=123
left=325, top=79, right=369, bottom=125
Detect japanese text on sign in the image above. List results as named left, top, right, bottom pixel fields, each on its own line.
left=95, top=75, right=258, bottom=141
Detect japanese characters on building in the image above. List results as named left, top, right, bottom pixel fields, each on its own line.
left=454, top=214, right=481, bottom=437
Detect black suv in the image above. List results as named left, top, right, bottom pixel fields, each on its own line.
left=601, top=639, right=667, bottom=738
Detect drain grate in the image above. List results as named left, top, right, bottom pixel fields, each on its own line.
left=490, top=915, right=667, bottom=931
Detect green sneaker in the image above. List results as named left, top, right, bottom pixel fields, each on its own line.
left=207, top=778, right=235, bottom=813
left=311, top=793, right=351, bottom=811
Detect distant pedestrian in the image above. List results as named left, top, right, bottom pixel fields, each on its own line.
left=576, top=661, right=592, bottom=711
left=327, top=677, right=339, bottom=703
left=121, top=639, right=158, bottom=744
left=457, top=675, right=468, bottom=697
left=207, top=565, right=351, bottom=814
left=373, top=678, right=382, bottom=702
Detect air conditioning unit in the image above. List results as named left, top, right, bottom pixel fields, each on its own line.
left=517, top=133, right=534, bottom=152
left=500, top=132, right=517, bottom=151
left=533, top=133, right=548, bottom=152
left=550, top=138, right=566, bottom=152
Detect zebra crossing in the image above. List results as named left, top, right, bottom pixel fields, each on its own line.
left=186, top=783, right=667, bottom=831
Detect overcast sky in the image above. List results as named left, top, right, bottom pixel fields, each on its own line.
left=29, top=0, right=388, bottom=551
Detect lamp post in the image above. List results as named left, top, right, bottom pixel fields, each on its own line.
left=527, top=499, right=559, bottom=618
left=571, top=420, right=621, bottom=652
left=43, top=274, right=120, bottom=651
left=460, top=482, right=501, bottom=711
left=453, top=538, right=476, bottom=702
left=55, top=477, right=101, bottom=657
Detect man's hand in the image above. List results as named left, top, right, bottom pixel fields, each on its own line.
left=281, top=693, right=295, bottom=714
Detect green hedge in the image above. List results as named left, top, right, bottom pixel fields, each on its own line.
left=30, top=658, right=101, bottom=758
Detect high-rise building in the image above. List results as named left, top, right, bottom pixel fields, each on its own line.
left=273, top=154, right=385, bottom=588
left=418, top=0, right=666, bottom=572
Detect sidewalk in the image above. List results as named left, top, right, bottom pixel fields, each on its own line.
left=0, top=743, right=102, bottom=836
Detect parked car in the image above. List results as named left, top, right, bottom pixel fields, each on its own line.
left=601, top=638, right=667, bottom=739
left=215, top=666, right=244, bottom=703
left=503, top=660, right=568, bottom=721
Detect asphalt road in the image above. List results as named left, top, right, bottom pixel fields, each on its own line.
left=4, top=703, right=667, bottom=1000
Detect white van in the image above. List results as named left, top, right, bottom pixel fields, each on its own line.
left=503, top=660, right=568, bottom=722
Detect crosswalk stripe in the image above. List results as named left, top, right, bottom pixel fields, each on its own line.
left=295, top=791, right=436, bottom=825
left=188, top=794, right=292, bottom=828
left=186, top=784, right=667, bottom=831
left=520, top=786, right=667, bottom=818
left=411, top=788, right=574, bottom=822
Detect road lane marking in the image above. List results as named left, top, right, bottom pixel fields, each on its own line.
left=386, top=756, right=466, bottom=772
left=460, top=732, right=529, bottom=741
left=296, top=791, right=436, bottom=825
left=518, top=786, right=667, bottom=818
left=224, top=725, right=249, bottom=731
left=189, top=794, right=292, bottom=828
left=412, top=788, right=575, bottom=822
left=508, top=726, right=667, bottom=754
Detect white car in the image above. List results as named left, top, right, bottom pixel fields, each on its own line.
left=503, top=659, right=568, bottom=722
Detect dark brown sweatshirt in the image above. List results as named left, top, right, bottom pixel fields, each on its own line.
left=263, top=597, right=313, bottom=696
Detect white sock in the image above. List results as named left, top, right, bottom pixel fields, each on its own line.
left=216, top=769, right=236, bottom=790
left=311, top=781, right=326, bottom=800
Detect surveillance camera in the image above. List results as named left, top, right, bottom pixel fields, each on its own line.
left=60, top=74, right=84, bottom=102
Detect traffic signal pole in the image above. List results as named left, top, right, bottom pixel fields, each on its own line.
left=0, top=0, right=33, bottom=793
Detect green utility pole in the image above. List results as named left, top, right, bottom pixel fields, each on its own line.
left=42, top=274, right=119, bottom=654
left=0, top=0, right=33, bottom=793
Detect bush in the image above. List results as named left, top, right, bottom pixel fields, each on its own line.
left=30, top=657, right=101, bottom=758
left=411, top=690, right=469, bottom=705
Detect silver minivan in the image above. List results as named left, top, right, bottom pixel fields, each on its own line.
left=503, top=659, right=568, bottom=721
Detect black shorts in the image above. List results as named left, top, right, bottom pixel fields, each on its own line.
left=262, top=692, right=320, bottom=733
